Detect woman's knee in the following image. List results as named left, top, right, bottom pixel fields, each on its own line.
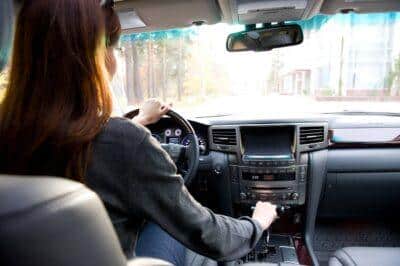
left=136, top=222, right=186, bottom=266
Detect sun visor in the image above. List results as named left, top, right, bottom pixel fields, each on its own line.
left=115, top=0, right=221, bottom=33
left=118, top=10, right=146, bottom=30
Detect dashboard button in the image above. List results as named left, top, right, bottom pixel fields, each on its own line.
left=280, top=161, right=288, bottom=166
left=291, top=192, right=299, bottom=200
left=259, top=194, right=269, bottom=200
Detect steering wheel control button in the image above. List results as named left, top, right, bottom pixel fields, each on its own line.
left=290, top=192, right=299, bottom=200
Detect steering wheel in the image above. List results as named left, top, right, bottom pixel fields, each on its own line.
left=125, top=109, right=199, bottom=185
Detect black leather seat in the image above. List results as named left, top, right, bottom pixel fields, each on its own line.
left=0, top=175, right=171, bottom=266
left=329, top=247, right=400, bottom=266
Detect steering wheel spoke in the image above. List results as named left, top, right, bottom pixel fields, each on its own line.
left=160, top=143, right=188, bottom=164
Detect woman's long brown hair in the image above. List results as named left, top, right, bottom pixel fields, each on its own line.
left=0, top=0, right=112, bottom=182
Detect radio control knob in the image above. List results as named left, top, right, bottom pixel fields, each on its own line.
left=240, top=192, right=247, bottom=200
left=291, top=192, right=299, bottom=200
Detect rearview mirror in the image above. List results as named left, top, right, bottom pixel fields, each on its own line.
left=226, top=24, right=303, bottom=52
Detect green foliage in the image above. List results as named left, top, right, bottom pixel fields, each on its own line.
left=386, top=54, right=400, bottom=92
left=119, top=27, right=234, bottom=106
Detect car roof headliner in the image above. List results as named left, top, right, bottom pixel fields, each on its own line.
left=115, top=0, right=400, bottom=33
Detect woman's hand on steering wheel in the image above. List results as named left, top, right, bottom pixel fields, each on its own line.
left=133, top=99, right=172, bottom=126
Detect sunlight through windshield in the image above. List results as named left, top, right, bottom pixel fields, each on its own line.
left=111, top=12, right=400, bottom=116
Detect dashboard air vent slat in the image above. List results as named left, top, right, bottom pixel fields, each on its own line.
left=299, top=126, right=325, bottom=145
left=212, top=129, right=237, bottom=146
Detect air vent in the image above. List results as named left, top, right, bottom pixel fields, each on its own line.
left=212, top=129, right=237, bottom=146
left=300, top=126, right=325, bottom=145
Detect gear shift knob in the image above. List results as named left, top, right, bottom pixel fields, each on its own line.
left=250, top=204, right=290, bottom=216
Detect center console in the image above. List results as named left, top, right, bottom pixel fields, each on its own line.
left=240, top=233, right=299, bottom=264
left=227, top=125, right=309, bottom=206
left=209, top=123, right=329, bottom=264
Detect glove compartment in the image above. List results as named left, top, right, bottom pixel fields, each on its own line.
left=318, top=148, right=400, bottom=218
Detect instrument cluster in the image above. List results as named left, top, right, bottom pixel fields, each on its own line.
left=152, top=127, right=207, bottom=155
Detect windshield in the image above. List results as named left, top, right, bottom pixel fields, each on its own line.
left=112, top=12, right=400, bottom=117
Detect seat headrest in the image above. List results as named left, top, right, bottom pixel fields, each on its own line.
left=0, top=176, right=83, bottom=215
left=0, top=175, right=127, bottom=266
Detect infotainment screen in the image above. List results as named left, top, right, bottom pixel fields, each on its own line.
left=241, top=126, right=294, bottom=160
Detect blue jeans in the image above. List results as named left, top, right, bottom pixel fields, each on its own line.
left=136, top=222, right=186, bottom=266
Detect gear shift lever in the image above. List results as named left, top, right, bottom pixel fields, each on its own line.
left=250, top=204, right=288, bottom=248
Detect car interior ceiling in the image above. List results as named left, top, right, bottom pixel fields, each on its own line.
left=2, top=0, right=400, bottom=266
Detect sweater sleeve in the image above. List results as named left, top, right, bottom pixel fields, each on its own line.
left=126, top=130, right=264, bottom=261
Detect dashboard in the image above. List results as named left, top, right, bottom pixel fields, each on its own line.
left=144, top=112, right=400, bottom=265
left=145, top=113, right=400, bottom=211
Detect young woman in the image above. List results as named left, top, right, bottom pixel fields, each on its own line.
left=102, top=6, right=188, bottom=264
left=0, top=1, right=277, bottom=265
